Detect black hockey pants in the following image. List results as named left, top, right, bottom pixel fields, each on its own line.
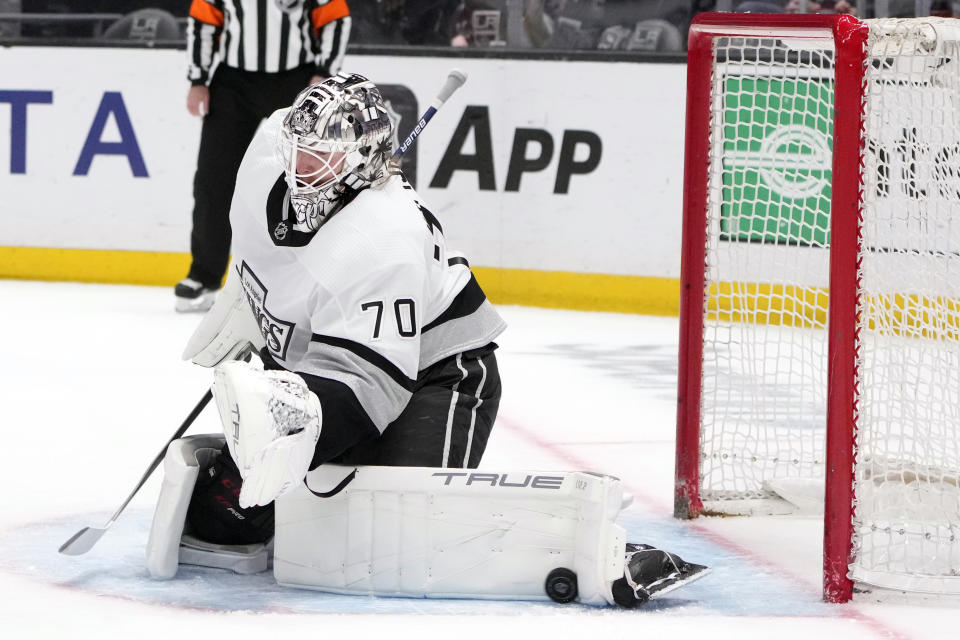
left=333, top=343, right=501, bottom=468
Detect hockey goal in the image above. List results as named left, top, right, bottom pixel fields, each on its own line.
left=676, top=13, right=960, bottom=603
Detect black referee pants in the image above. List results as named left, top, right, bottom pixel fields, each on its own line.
left=187, top=64, right=315, bottom=289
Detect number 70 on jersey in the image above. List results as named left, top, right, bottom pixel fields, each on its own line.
left=361, top=299, right=418, bottom=339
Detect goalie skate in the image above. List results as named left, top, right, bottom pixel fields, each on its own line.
left=611, top=543, right=710, bottom=607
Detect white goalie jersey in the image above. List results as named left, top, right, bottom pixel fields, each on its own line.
left=228, top=110, right=506, bottom=444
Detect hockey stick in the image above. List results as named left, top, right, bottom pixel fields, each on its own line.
left=391, top=69, right=467, bottom=161
left=58, top=389, right=213, bottom=556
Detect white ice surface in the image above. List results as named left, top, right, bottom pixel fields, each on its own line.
left=1, top=280, right=958, bottom=639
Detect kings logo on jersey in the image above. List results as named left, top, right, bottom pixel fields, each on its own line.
left=239, top=261, right=295, bottom=361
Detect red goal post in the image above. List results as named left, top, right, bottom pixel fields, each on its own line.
left=676, top=12, right=960, bottom=603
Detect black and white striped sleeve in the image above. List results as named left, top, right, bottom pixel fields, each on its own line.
left=186, top=0, right=225, bottom=86
left=307, top=0, right=351, bottom=78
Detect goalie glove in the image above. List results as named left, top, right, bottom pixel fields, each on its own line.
left=212, top=360, right=322, bottom=508
left=183, top=263, right=266, bottom=368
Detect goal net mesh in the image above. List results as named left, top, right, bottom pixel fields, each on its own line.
left=854, top=18, right=960, bottom=592
left=698, top=18, right=960, bottom=592
left=701, top=34, right=834, bottom=508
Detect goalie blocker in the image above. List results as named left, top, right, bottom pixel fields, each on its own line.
left=147, top=435, right=708, bottom=606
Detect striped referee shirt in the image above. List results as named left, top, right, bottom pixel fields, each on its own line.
left=187, top=0, right=350, bottom=85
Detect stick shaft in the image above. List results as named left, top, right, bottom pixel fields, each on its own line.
left=392, top=106, right=440, bottom=159
left=58, top=389, right=212, bottom=554
left=391, top=70, right=467, bottom=160
left=105, top=389, right=213, bottom=525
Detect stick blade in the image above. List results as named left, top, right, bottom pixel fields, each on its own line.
left=58, top=526, right=105, bottom=556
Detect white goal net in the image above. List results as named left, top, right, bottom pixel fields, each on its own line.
left=699, top=33, right=834, bottom=511
left=678, top=15, right=960, bottom=599
left=853, top=18, right=960, bottom=594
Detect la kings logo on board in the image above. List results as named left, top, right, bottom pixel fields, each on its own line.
left=239, top=261, right=295, bottom=361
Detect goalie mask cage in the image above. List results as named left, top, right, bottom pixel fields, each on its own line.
left=676, top=12, right=960, bottom=603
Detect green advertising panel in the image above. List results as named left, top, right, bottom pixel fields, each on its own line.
left=720, top=75, right=833, bottom=247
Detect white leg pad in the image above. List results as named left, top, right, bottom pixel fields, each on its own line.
left=145, top=434, right=270, bottom=579
left=274, top=466, right=627, bottom=605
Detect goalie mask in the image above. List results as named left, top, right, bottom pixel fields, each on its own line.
left=276, top=73, right=394, bottom=232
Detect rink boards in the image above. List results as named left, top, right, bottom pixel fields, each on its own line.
left=0, top=46, right=686, bottom=315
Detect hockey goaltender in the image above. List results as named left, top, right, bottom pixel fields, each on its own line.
left=145, top=72, right=708, bottom=607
